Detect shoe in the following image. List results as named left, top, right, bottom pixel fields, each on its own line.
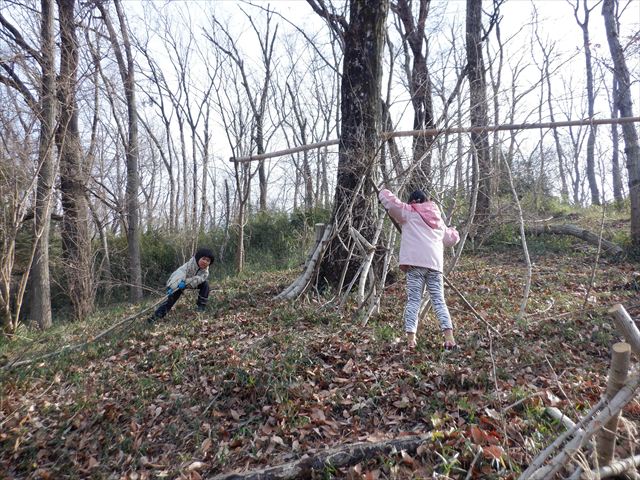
left=196, top=305, right=206, bottom=313
left=406, top=332, right=416, bottom=350
left=147, top=312, right=165, bottom=324
left=444, top=341, right=459, bottom=351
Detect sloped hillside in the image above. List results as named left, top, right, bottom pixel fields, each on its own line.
left=1, top=234, right=639, bottom=479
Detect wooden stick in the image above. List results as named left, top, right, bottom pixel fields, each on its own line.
left=211, top=434, right=432, bottom=480
left=592, top=455, right=640, bottom=479
left=519, top=398, right=607, bottom=480
left=545, top=407, right=585, bottom=435
left=274, top=223, right=333, bottom=301
left=3, top=296, right=166, bottom=370
left=527, top=371, right=640, bottom=480
left=596, top=342, right=631, bottom=466
left=610, top=305, right=640, bottom=355
left=386, top=116, right=640, bottom=140
left=443, top=275, right=501, bottom=336
left=230, top=116, right=640, bottom=163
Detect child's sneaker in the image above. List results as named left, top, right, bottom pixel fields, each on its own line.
left=147, top=311, right=165, bottom=324
left=444, top=341, right=460, bottom=351
left=443, top=329, right=457, bottom=351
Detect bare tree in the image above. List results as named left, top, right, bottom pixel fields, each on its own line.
left=135, top=34, right=179, bottom=231
left=213, top=54, right=259, bottom=273
left=0, top=0, right=57, bottom=330
left=95, top=0, right=142, bottom=301
left=570, top=0, right=602, bottom=205
left=609, top=75, right=625, bottom=206
left=465, top=0, right=491, bottom=228
left=535, top=26, right=570, bottom=202
left=0, top=96, right=42, bottom=332
left=309, top=0, right=389, bottom=287
left=208, top=8, right=279, bottom=213
left=602, top=0, right=640, bottom=244
left=56, top=0, right=94, bottom=321
left=391, top=0, right=435, bottom=189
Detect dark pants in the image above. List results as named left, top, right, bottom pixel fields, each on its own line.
left=154, top=281, right=209, bottom=318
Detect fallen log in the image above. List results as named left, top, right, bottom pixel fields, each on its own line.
left=524, top=224, right=623, bottom=257
left=209, top=434, right=432, bottom=480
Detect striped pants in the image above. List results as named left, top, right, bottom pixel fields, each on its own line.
left=404, top=267, right=453, bottom=334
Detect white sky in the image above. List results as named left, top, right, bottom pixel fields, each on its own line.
left=124, top=0, right=640, bottom=207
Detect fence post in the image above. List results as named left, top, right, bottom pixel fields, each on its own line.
left=596, top=342, right=631, bottom=466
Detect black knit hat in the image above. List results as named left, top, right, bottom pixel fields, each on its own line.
left=408, top=189, right=428, bottom=204
left=195, top=248, right=215, bottom=264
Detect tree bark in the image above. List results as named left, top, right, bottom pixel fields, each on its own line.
left=611, top=77, right=624, bottom=207
left=572, top=0, right=601, bottom=205
left=97, top=0, right=142, bottom=301
left=465, top=0, right=491, bottom=229
left=30, top=0, right=57, bottom=330
left=317, top=0, right=389, bottom=287
left=57, top=0, right=94, bottom=321
left=392, top=0, right=434, bottom=189
left=602, top=0, right=640, bottom=246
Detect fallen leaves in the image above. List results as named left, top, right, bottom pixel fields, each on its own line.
left=1, top=252, right=635, bottom=478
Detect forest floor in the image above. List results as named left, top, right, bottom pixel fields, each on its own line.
left=2, top=229, right=640, bottom=479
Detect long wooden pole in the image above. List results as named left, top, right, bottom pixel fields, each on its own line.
left=230, top=116, right=640, bottom=163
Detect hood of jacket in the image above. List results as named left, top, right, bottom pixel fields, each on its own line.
left=410, top=201, right=443, bottom=229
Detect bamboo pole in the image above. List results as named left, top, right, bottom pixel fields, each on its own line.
left=525, top=372, right=640, bottom=480
left=596, top=342, right=631, bottom=466
left=230, top=116, right=640, bottom=163
left=610, top=304, right=640, bottom=355
left=230, top=139, right=339, bottom=163
left=592, top=455, right=640, bottom=479
left=386, top=116, right=640, bottom=140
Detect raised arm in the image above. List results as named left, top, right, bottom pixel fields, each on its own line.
left=378, top=188, right=410, bottom=225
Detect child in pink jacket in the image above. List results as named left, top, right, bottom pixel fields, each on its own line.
left=379, top=188, right=460, bottom=350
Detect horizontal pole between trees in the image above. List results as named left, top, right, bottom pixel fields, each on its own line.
left=229, top=116, right=640, bottom=163
left=230, top=139, right=339, bottom=163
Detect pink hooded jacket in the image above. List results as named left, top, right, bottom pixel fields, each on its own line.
left=379, top=189, right=460, bottom=273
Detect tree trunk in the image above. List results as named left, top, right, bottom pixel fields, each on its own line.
left=611, top=77, right=624, bottom=207
left=30, top=0, right=57, bottom=330
left=465, top=0, right=491, bottom=228
left=392, top=0, right=434, bottom=189
left=317, top=0, right=389, bottom=287
left=117, top=0, right=142, bottom=301
left=545, top=54, right=569, bottom=202
left=57, top=0, right=94, bottom=321
left=573, top=0, right=601, bottom=205
left=97, top=0, right=142, bottom=301
left=602, top=0, right=640, bottom=245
